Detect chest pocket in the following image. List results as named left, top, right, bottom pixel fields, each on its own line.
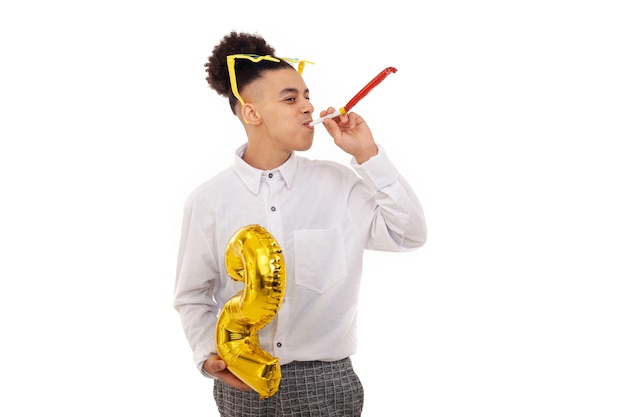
left=293, top=228, right=348, bottom=293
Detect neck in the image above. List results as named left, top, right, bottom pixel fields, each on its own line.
left=243, top=141, right=291, bottom=170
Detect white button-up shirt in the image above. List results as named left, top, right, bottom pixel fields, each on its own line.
left=173, top=144, right=427, bottom=374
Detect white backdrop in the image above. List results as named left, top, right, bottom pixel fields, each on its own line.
left=1, top=1, right=625, bottom=416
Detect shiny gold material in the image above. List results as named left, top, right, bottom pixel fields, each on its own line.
left=216, top=225, right=286, bottom=399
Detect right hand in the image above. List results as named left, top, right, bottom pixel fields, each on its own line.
left=203, top=354, right=252, bottom=391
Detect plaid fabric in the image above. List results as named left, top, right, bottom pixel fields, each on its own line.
left=213, top=358, right=364, bottom=416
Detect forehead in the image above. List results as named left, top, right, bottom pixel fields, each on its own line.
left=256, top=67, right=308, bottom=94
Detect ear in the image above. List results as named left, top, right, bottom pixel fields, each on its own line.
left=242, top=103, right=261, bottom=125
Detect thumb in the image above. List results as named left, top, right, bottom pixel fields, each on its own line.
left=323, top=118, right=341, bottom=141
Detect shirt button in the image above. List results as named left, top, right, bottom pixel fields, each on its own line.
left=268, top=173, right=273, bottom=178
left=276, top=342, right=282, bottom=348
left=270, top=206, right=276, bottom=212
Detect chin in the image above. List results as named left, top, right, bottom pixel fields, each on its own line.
left=300, top=138, right=314, bottom=151
left=293, top=135, right=314, bottom=152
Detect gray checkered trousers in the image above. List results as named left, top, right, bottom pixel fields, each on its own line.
left=213, top=358, right=364, bottom=416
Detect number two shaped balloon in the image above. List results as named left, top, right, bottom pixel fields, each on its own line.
left=215, top=224, right=287, bottom=399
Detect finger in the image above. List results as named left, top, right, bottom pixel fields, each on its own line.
left=348, top=112, right=358, bottom=128
left=210, top=360, right=226, bottom=373
left=322, top=117, right=339, bottom=138
left=205, top=356, right=227, bottom=374
left=319, top=107, right=337, bottom=118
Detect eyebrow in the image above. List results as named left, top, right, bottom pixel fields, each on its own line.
left=279, top=87, right=310, bottom=96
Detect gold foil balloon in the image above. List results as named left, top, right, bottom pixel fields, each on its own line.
left=216, top=224, right=286, bottom=399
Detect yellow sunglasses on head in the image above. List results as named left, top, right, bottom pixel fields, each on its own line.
left=227, top=54, right=314, bottom=106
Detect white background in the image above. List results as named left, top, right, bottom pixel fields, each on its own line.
left=1, top=1, right=625, bottom=416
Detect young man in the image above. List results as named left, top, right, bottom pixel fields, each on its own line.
left=173, top=31, right=427, bottom=416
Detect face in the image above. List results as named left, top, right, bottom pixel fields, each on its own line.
left=244, top=68, right=315, bottom=153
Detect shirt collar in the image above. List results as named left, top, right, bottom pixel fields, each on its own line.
left=233, top=144, right=297, bottom=195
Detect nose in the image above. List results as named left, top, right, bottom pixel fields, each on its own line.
left=302, top=98, right=313, bottom=114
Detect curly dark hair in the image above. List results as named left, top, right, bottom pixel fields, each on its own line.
left=204, top=31, right=294, bottom=114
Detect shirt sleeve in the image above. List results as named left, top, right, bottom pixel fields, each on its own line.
left=172, top=194, right=220, bottom=376
left=350, top=144, right=428, bottom=251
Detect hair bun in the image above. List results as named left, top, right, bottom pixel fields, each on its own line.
left=205, top=31, right=276, bottom=97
